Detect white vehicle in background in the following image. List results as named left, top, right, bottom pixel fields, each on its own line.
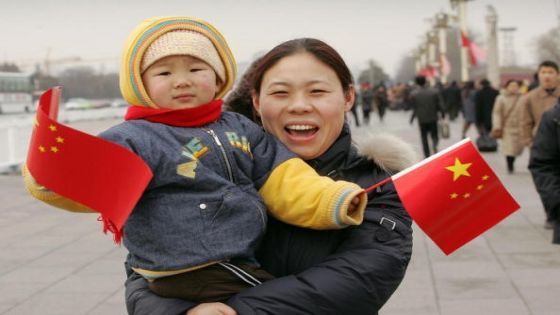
left=64, top=98, right=92, bottom=110
left=0, top=72, right=34, bottom=114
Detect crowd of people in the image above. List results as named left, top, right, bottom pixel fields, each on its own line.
left=349, top=60, right=560, bottom=243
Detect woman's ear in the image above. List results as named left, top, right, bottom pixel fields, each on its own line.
left=343, top=85, right=356, bottom=112
left=251, top=90, right=261, bottom=114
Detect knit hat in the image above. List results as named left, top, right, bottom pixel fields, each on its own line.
left=120, top=16, right=237, bottom=108
left=140, top=30, right=225, bottom=82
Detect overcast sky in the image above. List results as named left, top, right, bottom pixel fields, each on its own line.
left=1, top=0, right=558, bottom=76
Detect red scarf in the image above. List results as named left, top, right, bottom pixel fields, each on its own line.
left=124, top=99, right=223, bottom=127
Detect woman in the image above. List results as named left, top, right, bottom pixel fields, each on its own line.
left=461, top=80, right=477, bottom=139
left=126, top=38, right=416, bottom=315
left=491, top=80, right=524, bottom=173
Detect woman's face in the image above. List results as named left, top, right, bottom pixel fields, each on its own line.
left=253, top=52, right=354, bottom=160
left=506, top=81, right=520, bottom=94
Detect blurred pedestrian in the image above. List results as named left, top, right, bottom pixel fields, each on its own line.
left=360, top=82, right=374, bottom=125
left=443, top=81, right=462, bottom=121
left=409, top=75, right=445, bottom=158
left=491, top=80, right=524, bottom=173
left=529, top=101, right=560, bottom=243
left=475, top=78, right=499, bottom=136
left=520, top=61, right=560, bottom=147
left=461, top=81, right=477, bottom=138
left=520, top=60, right=560, bottom=229
left=374, top=84, right=388, bottom=122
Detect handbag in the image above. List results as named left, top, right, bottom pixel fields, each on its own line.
left=438, top=120, right=450, bottom=139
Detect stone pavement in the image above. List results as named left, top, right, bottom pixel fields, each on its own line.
left=0, top=111, right=559, bottom=315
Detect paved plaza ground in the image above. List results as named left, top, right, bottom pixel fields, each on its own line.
left=1, top=110, right=558, bottom=314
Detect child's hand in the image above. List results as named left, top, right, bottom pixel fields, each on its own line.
left=347, top=195, right=362, bottom=216
left=186, top=302, right=237, bottom=315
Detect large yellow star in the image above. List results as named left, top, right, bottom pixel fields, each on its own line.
left=445, top=158, right=472, bottom=181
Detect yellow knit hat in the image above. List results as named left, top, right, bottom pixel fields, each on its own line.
left=120, top=16, right=237, bottom=108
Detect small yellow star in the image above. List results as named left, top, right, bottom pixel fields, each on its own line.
left=482, top=175, right=489, bottom=181
left=56, top=136, right=64, bottom=144
left=49, top=124, right=57, bottom=132
left=38, top=145, right=46, bottom=153
left=477, top=184, right=484, bottom=190
left=450, top=193, right=459, bottom=199
left=445, top=158, right=472, bottom=181
left=50, top=146, right=59, bottom=153
left=463, top=193, right=471, bottom=199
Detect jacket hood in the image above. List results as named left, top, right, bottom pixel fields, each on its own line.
left=352, top=131, right=419, bottom=174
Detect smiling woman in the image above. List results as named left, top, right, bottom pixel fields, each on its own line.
left=125, top=37, right=418, bottom=315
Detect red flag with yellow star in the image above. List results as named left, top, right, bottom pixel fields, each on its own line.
left=368, top=138, right=519, bottom=255
left=25, top=87, right=153, bottom=243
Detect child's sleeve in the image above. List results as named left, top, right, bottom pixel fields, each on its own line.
left=259, top=158, right=367, bottom=229
left=237, top=114, right=367, bottom=229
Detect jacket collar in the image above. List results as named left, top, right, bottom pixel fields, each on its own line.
left=306, top=123, right=357, bottom=177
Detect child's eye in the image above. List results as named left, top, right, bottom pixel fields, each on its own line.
left=157, top=71, right=171, bottom=76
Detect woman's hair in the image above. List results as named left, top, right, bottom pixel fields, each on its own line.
left=504, top=79, right=520, bottom=88
left=251, top=38, right=353, bottom=95
left=224, top=56, right=263, bottom=122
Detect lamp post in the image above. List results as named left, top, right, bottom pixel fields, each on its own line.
left=450, top=0, right=473, bottom=82
left=435, top=12, right=450, bottom=84
left=486, top=5, right=500, bottom=88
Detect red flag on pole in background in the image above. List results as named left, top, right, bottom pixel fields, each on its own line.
left=25, top=87, right=153, bottom=243
left=365, top=139, right=519, bottom=255
left=460, top=31, right=487, bottom=66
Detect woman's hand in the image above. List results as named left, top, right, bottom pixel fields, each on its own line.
left=186, top=302, right=237, bottom=315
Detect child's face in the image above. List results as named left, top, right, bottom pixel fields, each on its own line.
left=142, top=55, right=223, bottom=109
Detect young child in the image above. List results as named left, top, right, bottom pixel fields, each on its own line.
left=25, top=16, right=367, bottom=302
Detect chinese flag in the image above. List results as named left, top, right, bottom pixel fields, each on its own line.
left=367, top=139, right=519, bottom=255
left=25, top=87, right=153, bottom=243
left=460, top=31, right=487, bottom=66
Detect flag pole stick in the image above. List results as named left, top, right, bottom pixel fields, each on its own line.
left=364, top=177, right=392, bottom=193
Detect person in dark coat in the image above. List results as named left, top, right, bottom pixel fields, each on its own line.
left=409, top=75, right=445, bottom=158
left=374, top=84, right=389, bottom=122
left=529, top=101, right=560, bottom=244
left=125, top=38, right=417, bottom=315
left=474, top=79, right=499, bottom=135
left=360, top=82, right=374, bottom=125
left=443, top=81, right=463, bottom=121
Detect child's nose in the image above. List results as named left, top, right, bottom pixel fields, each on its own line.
left=175, top=75, right=192, bottom=88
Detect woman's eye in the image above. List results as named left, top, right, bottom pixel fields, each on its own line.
left=311, top=89, right=326, bottom=94
left=270, top=91, right=288, bottom=95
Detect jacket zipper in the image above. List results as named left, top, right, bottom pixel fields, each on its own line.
left=205, top=128, right=234, bottom=182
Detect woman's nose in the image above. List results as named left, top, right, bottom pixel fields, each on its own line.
left=287, top=94, right=312, bottom=113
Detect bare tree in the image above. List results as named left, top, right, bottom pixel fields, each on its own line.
left=534, top=27, right=560, bottom=62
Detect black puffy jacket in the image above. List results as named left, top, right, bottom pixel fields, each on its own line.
left=529, top=102, right=560, bottom=221
left=125, top=124, right=415, bottom=315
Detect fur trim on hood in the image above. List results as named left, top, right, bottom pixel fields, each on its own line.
left=352, top=131, right=419, bottom=174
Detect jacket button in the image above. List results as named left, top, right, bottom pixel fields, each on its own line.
left=199, top=203, right=207, bottom=209
left=375, top=227, right=391, bottom=242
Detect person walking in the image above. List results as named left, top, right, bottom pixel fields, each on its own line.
left=529, top=101, right=560, bottom=244
left=374, top=84, right=389, bottom=122
left=491, top=80, right=524, bottom=173
left=461, top=81, right=478, bottom=138
left=409, top=75, right=445, bottom=158
left=444, top=81, right=463, bottom=121
left=475, top=78, right=500, bottom=136
left=520, top=60, right=560, bottom=229
left=360, top=82, right=374, bottom=125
